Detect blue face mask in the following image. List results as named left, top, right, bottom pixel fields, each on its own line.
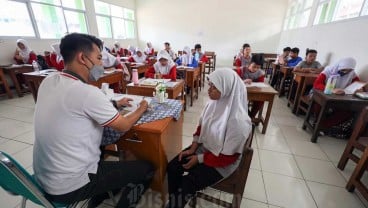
left=338, top=70, right=349, bottom=77
left=84, top=56, right=104, bottom=81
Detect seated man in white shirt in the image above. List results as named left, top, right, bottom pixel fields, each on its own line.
left=33, top=33, right=154, bottom=208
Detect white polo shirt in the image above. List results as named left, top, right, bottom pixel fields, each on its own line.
left=33, top=72, right=119, bottom=195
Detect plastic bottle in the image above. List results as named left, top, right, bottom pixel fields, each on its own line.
left=132, top=69, right=139, bottom=85
left=32, top=60, right=39, bottom=72
left=324, top=75, right=337, bottom=95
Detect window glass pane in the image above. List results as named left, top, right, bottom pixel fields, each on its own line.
left=96, top=15, right=112, bottom=38
left=298, top=9, right=311, bottom=27
left=94, top=0, right=110, bottom=15
left=289, top=15, right=297, bottom=29
left=283, top=18, right=290, bottom=30
left=111, top=5, right=123, bottom=18
left=0, top=0, right=35, bottom=37
left=304, top=0, right=314, bottom=9
left=31, top=3, right=67, bottom=38
left=125, top=20, right=135, bottom=38
left=333, top=0, right=364, bottom=21
left=61, top=0, right=85, bottom=10
left=32, top=0, right=61, bottom=5
left=124, top=8, right=135, bottom=20
left=112, top=17, right=125, bottom=39
left=362, top=0, right=368, bottom=15
left=314, top=0, right=337, bottom=24
left=64, top=10, right=87, bottom=33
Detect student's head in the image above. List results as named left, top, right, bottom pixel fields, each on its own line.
left=16, top=39, right=28, bottom=50
left=305, top=49, right=317, bottom=64
left=242, top=43, right=251, bottom=56
left=289, top=47, right=300, bottom=58
left=136, top=50, right=143, bottom=57
left=164, top=42, right=170, bottom=50
left=336, top=57, right=356, bottom=76
left=194, top=44, right=202, bottom=52
left=114, top=41, right=120, bottom=48
left=157, top=51, right=171, bottom=66
left=283, top=47, right=291, bottom=56
left=248, top=54, right=263, bottom=73
left=183, top=46, right=191, bottom=55
left=147, top=42, right=152, bottom=48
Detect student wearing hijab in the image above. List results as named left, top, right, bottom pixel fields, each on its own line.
left=164, top=42, right=177, bottom=61
left=44, top=43, right=64, bottom=71
left=127, top=45, right=136, bottom=56
left=128, top=48, right=147, bottom=63
left=13, top=39, right=37, bottom=64
left=166, top=68, right=252, bottom=208
left=101, top=45, right=123, bottom=70
left=145, top=50, right=177, bottom=81
left=313, top=57, right=360, bottom=138
left=293, top=49, right=323, bottom=73
left=144, top=42, right=154, bottom=56
left=111, top=41, right=125, bottom=57
left=176, top=46, right=198, bottom=67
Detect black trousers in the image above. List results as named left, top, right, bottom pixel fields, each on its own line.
left=166, top=153, right=223, bottom=208
left=47, top=160, right=154, bottom=208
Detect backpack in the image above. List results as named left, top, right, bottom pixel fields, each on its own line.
left=36, top=55, right=49, bottom=70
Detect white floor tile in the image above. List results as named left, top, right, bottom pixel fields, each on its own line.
left=0, top=118, right=33, bottom=139
left=259, top=150, right=302, bottom=178
left=182, top=135, right=193, bottom=149
left=0, top=104, right=34, bottom=123
left=256, top=134, right=291, bottom=154
left=0, top=188, right=22, bottom=208
left=307, top=181, right=365, bottom=208
left=0, top=139, right=31, bottom=155
left=13, top=130, right=35, bottom=145
left=295, top=156, right=347, bottom=187
left=287, top=140, right=329, bottom=160
left=280, top=125, right=311, bottom=142
left=12, top=146, right=34, bottom=169
left=250, top=148, right=261, bottom=170
left=244, top=169, right=268, bottom=203
left=263, top=172, right=317, bottom=208
left=318, top=138, right=347, bottom=162
left=240, top=199, right=268, bottom=208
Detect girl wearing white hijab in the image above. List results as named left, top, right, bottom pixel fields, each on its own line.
left=145, top=50, right=177, bottom=81
left=111, top=41, right=125, bottom=56
left=175, top=46, right=198, bottom=67
left=128, top=48, right=147, bottom=63
left=127, top=45, right=136, bottom=56
left=166, top=68, right=252, bottom=208
left=102, top=46, right=119, bottom=69
left=14, top=39, right=37, bottom=64
left=144, top=42, right=154, bottom=56
left=45, top=43, right=64, bottom=71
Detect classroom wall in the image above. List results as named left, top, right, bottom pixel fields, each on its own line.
left=135, top=0, right=288, bottom=66
left=0, top=0, right=137, bottom=64
left=278, top=16, right=368, bottom=81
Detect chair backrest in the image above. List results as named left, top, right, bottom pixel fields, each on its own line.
left=204, top=51, right=215, bottom=56
left=0, top=151, right=54, bottom=208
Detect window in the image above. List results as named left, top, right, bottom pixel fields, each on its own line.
left=283, top=0, right=313, bottom=30
left=333, top=0, right=365, bottom=21
left=94, top=0, right=136, bottom=39
left=362, top=0, right=368, bottom=15
left=0, top=0, right=35, bottom=37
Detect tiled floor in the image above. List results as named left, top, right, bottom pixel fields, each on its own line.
left=1, top=76, right=368, bottom=208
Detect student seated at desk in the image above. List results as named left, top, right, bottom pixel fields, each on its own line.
left=102, top=45, right=123, bottom=70
left=128, top=48, right=147, bottom=64
left=293, top=49, right=323, bottom=73
left=313, top=57, right=360, bottom=138
left=13, top=39, right=37, bottom=64
left=33, top=33, right=154, bottom=208
left=145, top=50, right=177, bottom=81
left=144, top=42, right=154, bottom=56
left=164, top=42, right=177, bottom=61
left=287, top=47, right=303, bottom=67
left=242, top=54, right=266, bottom=119
left=166, top=69, right=252, bottom=208
left=234, top=44, right=252, bottom=69
left=44, top=43, right=64, bottom=71
left=127, top=45, right=136, bottom=56
left=275, top=47, right=291, bottom=65
left=111, top=41, right=126, bottom=57
left=193, top=44, right=208, bottom=63
left=176, top=46, right=198, bottom=67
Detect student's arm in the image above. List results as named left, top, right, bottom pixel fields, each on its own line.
left=128, top=56, right=135, bottom=62
left=234, top=58, right=241, bottom=67
left=256, top=75, right=265, bottom=82
left=44, top=54, right=53, bottom=67
left=293, top=61, right=303, bottom=72
left=313, top=73, right=327, bottom=91
left=200, top=55, right=208, bottom=63
left=200, top=152, right=240, bottom=167
left=162, top=65, right=177, bottom=81
left=175, top=58, right=182, bottom=66
left=27, top=52, right=37, bottom=64
left=189, top=57, right=198, bottom=67
left=145, top=66, right=155, bottom=78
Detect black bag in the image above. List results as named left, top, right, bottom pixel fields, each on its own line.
left=36, top=55, right=49, bottom=70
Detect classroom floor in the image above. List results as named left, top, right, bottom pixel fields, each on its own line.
left=1, top=74, right=368, bottom=208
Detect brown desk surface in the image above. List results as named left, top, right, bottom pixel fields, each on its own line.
left=247, top=85, right=278, bottom=95
left=292, top=72, right=319, bottom=78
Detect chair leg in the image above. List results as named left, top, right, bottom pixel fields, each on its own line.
left=231, top=194, right=242, bottom=208
left=21, top=197, right=27, bottom=208
left=188, top=195, right=197, bottom=208
left=108, top=191, right=117, bottom=206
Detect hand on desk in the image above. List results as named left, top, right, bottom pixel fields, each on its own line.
left=244, top=79, right=252, bottom=84
left=333, top=88, right=345, bottom=95
left=117, top=97, right=133, bottom=108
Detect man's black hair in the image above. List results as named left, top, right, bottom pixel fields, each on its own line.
left=283, top=47, right=291, bottom=52
left=194, top=44, right=201, bottom=49
left=251, top=54, right=264, bottom=66
left=291, top=47, right=300, bottom=54
left=164, top=42, right=170, bottom=46
left=242, top=43, right=251, bottom=49
left=60, top=33, right=102, bottom=64
left=306, top=49, right=317, bottom=56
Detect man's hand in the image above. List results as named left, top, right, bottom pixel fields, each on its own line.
left=244, top=79, right=252, bottom=84
left=138, top=99, right=148, bottom=112
left=182, top=155, right=198, bottom=169
left=332, top=88, right=345, bottom=95
left=117, top=97, right=133, bottom=108
left=179, top=149, right=194, bottom=161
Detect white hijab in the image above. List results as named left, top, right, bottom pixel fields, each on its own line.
left=181, top=46, right=193, bottom=65
left=114, top=41, right=121, bottom=51
left=17, top=39, right=32, bottom=63
left=51, top=43, right=63, bottom=63
left=198, top=68, right=252, bottom=156
left=132, top=48, right=147, bottom=63
left=102, top=47, right=117, bottom=68
left=128, top=45, right=136, bottom=55
left=145, top=42, right=153, bottom=54
left=322, top=57, right=357, bottom=89
left=153, top=50, right=175, bottom=74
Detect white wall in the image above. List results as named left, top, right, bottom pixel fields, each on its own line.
left=0, top=0, right=137, bottom=64
left=136, top=0, right=288, bottom=66
left=278, top=16, right=368, bottom=81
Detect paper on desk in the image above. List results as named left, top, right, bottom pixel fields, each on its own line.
left=177, top=65, right=194, bottom=69
left=246, top=82, right=269, bottom=88
left=104, top=69, right=116, bottom=74
left=344, top=81, right=367, bottom=94
left=140, top=78, right=171, bottom=86
left=165, top=81, right=179, bottom=88
left=112, top=94, right=152, bottom=112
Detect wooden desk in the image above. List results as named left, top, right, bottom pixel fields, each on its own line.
left=278, top=66, right=293, bottom=97
left=126, top=80, right=186, bottom=110
left=3, top=64, right=34, bottom=97
left=247, top=85, right=278, bottom=134
left=302, top=90, right=368, bottom=143
left=116, top=112, right=183, bottom=203
left=0, top=68, right=13, bottom=99
left=130, top=64, right=149, bottom=75
left=198, top=62, right=205, bottom=88
left=177, top=67, right=200, bottom=106
left=89, top=71, right=125, bottom=93
left=287, top=72, right=318, bottom=114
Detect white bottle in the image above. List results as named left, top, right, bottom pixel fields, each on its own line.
left=32, top=60, right=39, bottom=72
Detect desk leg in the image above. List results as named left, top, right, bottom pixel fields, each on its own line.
left=310, top=103, right=327, bottom=143
left=279, top=73, right=286, bottom=97
left=287, top=80, right=296, bottom=107
left=292, top=79, right=303, bottom=114
left=9, top=72, right=23, bottom=97
left=262, top=99, right=274, bottom=134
